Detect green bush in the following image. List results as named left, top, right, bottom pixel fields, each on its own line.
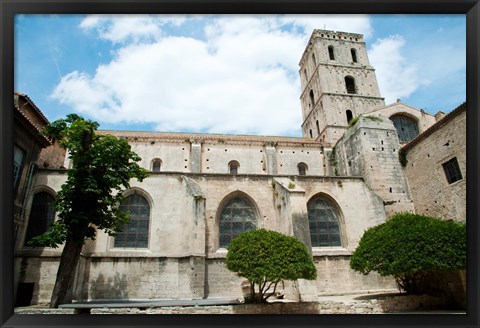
left=350, top=212, right=466, bottom=294
left=226, top=229, right=317, bottom=303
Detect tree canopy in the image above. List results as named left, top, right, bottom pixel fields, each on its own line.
left=27, top=114, right=149, bottom=307
left=225, top=229, right=317, bottom=303
left=350, top=212, right=466, bottom=294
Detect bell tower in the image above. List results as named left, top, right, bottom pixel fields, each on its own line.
left=299, top=29, right=385, bottom=145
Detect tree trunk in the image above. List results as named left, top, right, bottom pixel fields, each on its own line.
left=49, top=236, right=84, bottom=308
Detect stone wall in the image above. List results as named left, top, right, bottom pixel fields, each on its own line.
left=313, top=255, right=397, bottom=295
left=334, top=115, right=415, bottom=217
left=402, top=105, right=466, bottom=222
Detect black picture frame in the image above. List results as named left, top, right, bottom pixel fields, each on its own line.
left=1, top=1, right=478, bottom=327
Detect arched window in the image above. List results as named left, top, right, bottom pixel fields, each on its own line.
left=152, top=159, right=161, bottom=172
left=346, top=110, right=353, bottom=124
left=328, top=46, right=335, bottom=60
left=309, top=90, right=315, bottom=107
left=229, top=161, right=239, bottom=174
left=345, top=76, right=356, bottom=94
left=351, top=48, right=357, bottom=63
left=307, top=196, right=342, bottom=247
left=316, top=120, right=320, bottom=135
left=312, top=53, right=316, bottom=66
left=114, top=193, right=150, bottom=248
left=298, top=163, right=308, bottom=176
left=303, top=68, right=308, bottom=81
left=390, top=114, right=420, bottom=142
left=24, top=192, right=55, bottom=245
left=219, top=197, right=257, bottom=248
left=309, top=129, right=313, bottom=138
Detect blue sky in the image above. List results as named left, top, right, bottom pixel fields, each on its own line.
left=14, top=14, right=466, bottom=137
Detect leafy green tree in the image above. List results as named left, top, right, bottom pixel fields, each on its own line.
left=225, top=229, right=317, bottom=303
left=350, top=212, right=466, bottom=294
left=28, top=114, right=149, bottom=308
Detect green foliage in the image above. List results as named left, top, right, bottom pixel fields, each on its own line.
left=226, top=229, right=317, bottom=303
left=398, top=148, right=408, bottom=167
left=28, top=114, right=149, bottom=247
left=348, top=117, right=359, bottom=126
left=287, top=182, right=296, bottom=189
left=350, top=212, right=466, bottom=294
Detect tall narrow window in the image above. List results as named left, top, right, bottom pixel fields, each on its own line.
left=309, top=90, right=315, bottom=107
left=351, top=48, right=357, bottom=63
left=152, top=159, right=161, bottom=172
left=24, top=192, right=55, bottom=245
left=114, top=193, right=150, bottom=248
left=312, top=53, right=316, bottom=66
left=219, top=197, right=257, bottom=248
left=390, top=115, right=419, bottom=142
left=346, top=110, right=353, bottom=124
left=316, top=120, right=320, bottom=135
left=307, top=196, right=342, bottom=247
left=345, top=76, right=356, bottom=94
left=14, top=145, right=25, bottom=189
left=229, top=161, right=239, bottom=174
left=298, top=163, right=307, bottom=176
left=303, top=68, right=308, bottom=82
left=328, top=46, right=335, bottom=60
left=309, top=129, right=313, bottom=138
left=442, top=157, right=463, bottom=184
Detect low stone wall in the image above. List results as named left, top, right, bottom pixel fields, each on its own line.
left=15, top=293, right=458, bottom=315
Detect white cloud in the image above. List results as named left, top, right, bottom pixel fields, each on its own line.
left=52, top=15, right=377, bottom=136
left=368, top=35, right=424, bottom=105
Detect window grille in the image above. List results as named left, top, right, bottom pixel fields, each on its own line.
left=442, top=157, right=463, bottom=184
left=390, top=115, right=419, bottom=142
left=307, top=197, right=341, bottom=247
left=24, top=192, right=55, bottom=245
left=219, top=197, right=256, bottom=248
left=14, top=145, right=25, bottom=189
left=152, top=159, right=161, bottom=172
left=114, top=193, right=150, bottom=248
left=229, top=162, right=238, bottom=174
left=298, top=163, right=307, bottom=176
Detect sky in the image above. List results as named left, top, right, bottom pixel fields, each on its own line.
left=14, top=14, right=466, bottom=137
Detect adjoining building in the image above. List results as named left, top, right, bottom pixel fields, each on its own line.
left=14, top=29, right=466, bottom=307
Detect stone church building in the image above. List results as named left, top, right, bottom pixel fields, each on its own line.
left=14, top=29, right=466, bottom=306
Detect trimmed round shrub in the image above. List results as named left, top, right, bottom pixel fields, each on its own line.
left=350, top=212, right=466, bottom=294
left=226, top=229, right=317, bottom=303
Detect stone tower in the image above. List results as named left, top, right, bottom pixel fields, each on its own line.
left=298, top=29, right=385, bottom=146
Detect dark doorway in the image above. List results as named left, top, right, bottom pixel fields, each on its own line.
left=15, top=282, right=34, bottom=307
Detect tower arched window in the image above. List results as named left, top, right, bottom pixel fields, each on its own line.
left=307, top=196, right=342, bottom=247
left=390, top=114, right=420, bottom=142
left=351, top=48, right=357, bottom=63
left=152, top=159, right=161, bottom=172
left=309, top=129, right=313, bottom=138
left=298, top=163, right=308, bottom=176
left=114, top=193, right=150, bottom=248
left=309, top=90, right=315, bottom=107
left=346, top=110, right=353, bottom=124
left=345, top=76, right=356, bottom=94
left=219, top=196, right=257, bottom=248
left=24, top=192, right=55, bottom=245
left=229, top=161, right=239, bottom=174
left=328, top=46, right=335, bottom=60
left=316, top=120, right=320, bottom=135
left=312, top=53, right=316, bottom=66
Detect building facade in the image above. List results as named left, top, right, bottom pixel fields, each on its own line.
left=14, top=29, right=466, bottom=306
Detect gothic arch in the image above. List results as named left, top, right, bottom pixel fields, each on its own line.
left=389, top=113, right=420, bottom=142
left=307, top=193, right=346, bottom=247
left=216, top=191, right=259, bottom=249
left=114, top=188, right=152, bottom=249
left=151, top=158, right=162, bottom=172
left=23, top=186, right=57, bottom=247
